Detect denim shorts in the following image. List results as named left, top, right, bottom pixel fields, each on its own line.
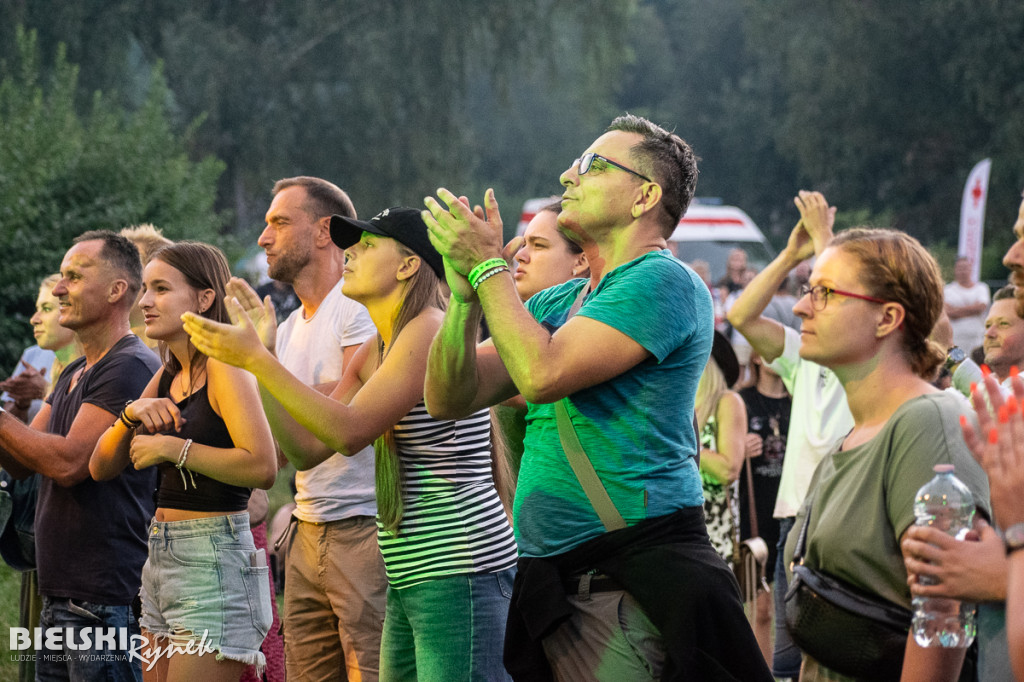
left=140, top=512, right=272, bottom=669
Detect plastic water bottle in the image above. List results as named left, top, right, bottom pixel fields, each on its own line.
left=911, top=464, right=977, bottom=648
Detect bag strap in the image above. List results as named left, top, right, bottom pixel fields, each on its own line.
left=567, top=282, right=588, bottom=319
left=554, top=399, right=627, bottom=532
left=552, top=282, right=626, bottom=532
left=792, top=495, right=813, bottom=564
left=744, top=442, right=759, bottom=539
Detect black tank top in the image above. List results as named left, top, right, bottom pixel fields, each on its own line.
left=155, top=369, right=252, bottom=512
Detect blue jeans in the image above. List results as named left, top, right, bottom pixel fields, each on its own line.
left=380, top=568, right=514, bottom=681
left=772, top=516, right=801, bottom=678
left=36, top=596, right=142, bottom=682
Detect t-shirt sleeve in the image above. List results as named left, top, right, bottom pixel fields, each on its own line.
left=883, top=396, right=991, bottom=539
left=578, top=256, right=707, bottom=362
left=335, top=298, right=376, bottom=348
left=767, top=325, right=801, bottom=391
left=82, top=353, right=159, bottom=416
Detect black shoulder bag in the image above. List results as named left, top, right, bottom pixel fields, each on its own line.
left=783, top=496, right=911, bottom=681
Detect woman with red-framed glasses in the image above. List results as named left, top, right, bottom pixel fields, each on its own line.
left=782, top=228, right=990, bottom=681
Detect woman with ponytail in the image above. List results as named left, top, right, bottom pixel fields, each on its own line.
left=781, top=228, right=990, bottom=681
left=183, top=208, right=517, bottom=681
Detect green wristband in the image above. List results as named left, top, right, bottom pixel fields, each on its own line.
left=467, top=258, right=508, bottom=288
left=471, top=264, right=510, bottom=291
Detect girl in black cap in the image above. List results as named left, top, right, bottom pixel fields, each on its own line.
left=183, top=208, right=517, bottom=681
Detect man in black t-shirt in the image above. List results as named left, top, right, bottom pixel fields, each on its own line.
left=0, top=231, right=160, bottom=681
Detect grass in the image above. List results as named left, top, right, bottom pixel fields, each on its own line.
left=0, top=563, right=23, bottom=682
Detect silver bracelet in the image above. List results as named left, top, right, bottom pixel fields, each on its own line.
left=176, top=438, right=197, bottom=490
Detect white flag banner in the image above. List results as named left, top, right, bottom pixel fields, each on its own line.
left=958, top=158, right=992, bottom=283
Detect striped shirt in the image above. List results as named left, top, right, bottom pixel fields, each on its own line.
left=378, top=403, right=518, bottom=588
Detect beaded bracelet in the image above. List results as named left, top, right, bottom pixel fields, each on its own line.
left=119, top=401, right=143, bottom=430
left=471, top=264, right=510, bottom=291
left=176, top=438, right=197, bottom=489
left=176, top=438, right=193, bottom=469
left=467, top=258, right=509, bottom=289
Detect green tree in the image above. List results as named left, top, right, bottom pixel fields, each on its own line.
left=0, top=27, right=226, bottom=371
left=745, top=0, right=1024, bottom=254
left=616, top=0, right=799, bottom=242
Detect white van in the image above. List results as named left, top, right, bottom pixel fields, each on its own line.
left=517, top=197, right=774, bottom=283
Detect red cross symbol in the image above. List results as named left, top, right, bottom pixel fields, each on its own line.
left=972, top=178, right=984, bottom=207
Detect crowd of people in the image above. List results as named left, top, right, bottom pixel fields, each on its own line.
left=1, top=112, right=1024, bottom=682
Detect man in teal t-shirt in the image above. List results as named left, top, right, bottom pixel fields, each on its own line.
left=423, top=114, right=771, bottom=681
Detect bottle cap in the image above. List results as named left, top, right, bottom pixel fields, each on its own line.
left=933, top=463, right=954, bottom=473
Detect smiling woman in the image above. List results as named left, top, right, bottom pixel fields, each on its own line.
left=90, top=241, right=277, bottom=681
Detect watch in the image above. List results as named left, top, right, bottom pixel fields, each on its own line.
left=1004, top=522, right=1024, bottom=555
left=944, top=346, right=966, bottom=371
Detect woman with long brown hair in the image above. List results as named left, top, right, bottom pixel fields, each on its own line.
left=183, top=208, right=517, bottom=681
left=91, top=242, right=277, bottom=681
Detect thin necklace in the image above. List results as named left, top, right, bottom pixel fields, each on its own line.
left=178, top=362, right=207, bottom=399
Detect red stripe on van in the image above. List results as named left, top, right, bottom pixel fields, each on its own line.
left=678, top=217, right=746, bottom=225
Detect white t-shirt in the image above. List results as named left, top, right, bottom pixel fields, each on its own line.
left=944, top=281, right=990, bottom=354
left=276, top=279, right=377, bottom=522
left=769, top=326, right=854, bottom=518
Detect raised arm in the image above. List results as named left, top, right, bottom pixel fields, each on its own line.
left=961, top=372, right=1024, bottom=680
left=256, top=340, right=372, bottom=469
left=424, top=189, right=652, bottom=404
left=185, top=302, right=441, bottom=461
left=424, top=276, right=518, bottom=419
left=727, top=190, right=835, bottom=362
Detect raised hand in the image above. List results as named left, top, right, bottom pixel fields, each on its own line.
left=962, top=370, right=1024, bottom=527
left=182, top=297, right=269, bottom=373
left=423, top=188, right=505, bottom=276
left=226, top=277, right=278, bottom=351
left=786, top=191, right=837, bottom=262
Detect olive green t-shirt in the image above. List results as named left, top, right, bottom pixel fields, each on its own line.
left=785, top=391, right=990, bottom=681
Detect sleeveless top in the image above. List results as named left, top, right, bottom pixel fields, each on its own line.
left=155, top=369, right=251, bottom=512
left=377, top=402, right=518, bottom=589
left=700, top=414, right=739, bottom=567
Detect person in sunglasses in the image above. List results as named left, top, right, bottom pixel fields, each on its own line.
left=423, top=114, right=770, bottom=681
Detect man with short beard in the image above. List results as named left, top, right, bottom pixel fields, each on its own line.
left=902, top=193, right=1024, bottom=681
left=255, top=177, right=385, bottom=681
